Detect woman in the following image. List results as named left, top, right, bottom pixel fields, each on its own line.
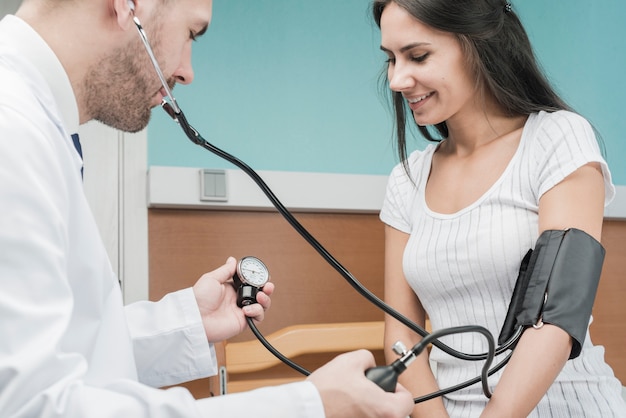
left=373, top=0, right=626, bottom=416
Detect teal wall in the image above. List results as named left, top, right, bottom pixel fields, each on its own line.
left=148, top=0, right=626, bottom=184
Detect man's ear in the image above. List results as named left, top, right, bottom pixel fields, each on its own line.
left=112, top=0, right=136, bottom=30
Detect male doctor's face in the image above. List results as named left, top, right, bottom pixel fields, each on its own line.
left=83, top=0, right=212, bottom=133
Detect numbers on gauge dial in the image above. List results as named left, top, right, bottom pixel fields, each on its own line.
left=238, top=257, right=269, bottom=288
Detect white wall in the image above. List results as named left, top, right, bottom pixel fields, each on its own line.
left=80, top=122, right=149, bottom=304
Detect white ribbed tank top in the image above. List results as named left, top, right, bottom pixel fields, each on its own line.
left=380, top=110, right=625, bottom=417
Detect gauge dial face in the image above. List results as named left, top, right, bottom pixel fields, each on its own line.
left=237, top=256, right=270, bottom=288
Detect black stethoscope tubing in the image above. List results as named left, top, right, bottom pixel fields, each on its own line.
left=247, top=314, right=510, bottom=402
left=168, top=105, right=521, bottom=360
left=131, top=8, right=520, bottom=401
left=163, top=104, right=523, bottom=401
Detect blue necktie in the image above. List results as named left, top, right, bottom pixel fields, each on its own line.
left=71, top=133, right=83, bottom=177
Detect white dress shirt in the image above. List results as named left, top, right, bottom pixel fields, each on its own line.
left=0, top=15, right=323, bottom=418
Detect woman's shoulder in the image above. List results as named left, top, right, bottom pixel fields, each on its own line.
left=522, top=110, right=613, bottom=203
left=523, top=110, right=598, bottom=152
left=385, top=144, right=437, bottom=202
left=527, top=110, right=593, bottom=136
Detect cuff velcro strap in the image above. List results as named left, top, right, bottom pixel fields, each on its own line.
left=498, top=228, right=605, bottom=359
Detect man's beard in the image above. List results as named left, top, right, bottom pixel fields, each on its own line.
left=82, top=37, right=166, bottom=133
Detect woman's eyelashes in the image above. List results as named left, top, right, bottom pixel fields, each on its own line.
left=384, top=52, right=430, bottom=65
left=412, top=52, right=429, bottom=63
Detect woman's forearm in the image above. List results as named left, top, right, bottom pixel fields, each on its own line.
left=394, top=355, right=448, bottom=418
left=480, top=325, right=571, bottom=418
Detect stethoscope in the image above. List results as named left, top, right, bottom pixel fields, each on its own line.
left=131, top=5, right=523, bottom=403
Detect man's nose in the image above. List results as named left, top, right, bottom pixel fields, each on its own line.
left=172, top=43, right=194, bottom=85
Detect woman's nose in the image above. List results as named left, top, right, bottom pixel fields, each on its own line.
left=388, top=62, right=415, bottom=92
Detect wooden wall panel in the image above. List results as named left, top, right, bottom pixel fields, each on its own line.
left=148, top=209, right=388, bottom=397
left=148, top=210, right=626, bottom=396
left=591, top=220, right=626, bottom=384
left=148, top=209, right=387, bottom=337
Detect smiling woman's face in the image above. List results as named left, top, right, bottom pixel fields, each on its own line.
left=379, top=2, right=477, bottom=127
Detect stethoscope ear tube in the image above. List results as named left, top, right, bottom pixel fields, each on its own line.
left=129, top=15, right=513, bottom=400
left=141, top=11, right=503, bottom=363
left=138, top=12, right=518, bottom=394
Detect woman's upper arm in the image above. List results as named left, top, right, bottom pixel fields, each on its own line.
left=538, top=162, right=605, bottom=241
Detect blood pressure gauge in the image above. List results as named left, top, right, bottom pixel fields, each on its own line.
left=233, top=256, right=270, bottom=307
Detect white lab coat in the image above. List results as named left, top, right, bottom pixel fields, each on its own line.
left=0, top=15, right=323, bottom=418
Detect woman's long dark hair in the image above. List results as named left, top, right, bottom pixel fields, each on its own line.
left=372, top=0, right=571, bottom=167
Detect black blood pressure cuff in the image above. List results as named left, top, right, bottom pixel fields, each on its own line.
left=498, top=228, right=605, bottom=359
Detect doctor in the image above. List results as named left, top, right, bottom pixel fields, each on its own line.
left=0, top=0, right=414, bottom=417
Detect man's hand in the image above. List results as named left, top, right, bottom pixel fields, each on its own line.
left=307, top=350, right=414, bottom=418
left=192, top=257, right=275, bottom=343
